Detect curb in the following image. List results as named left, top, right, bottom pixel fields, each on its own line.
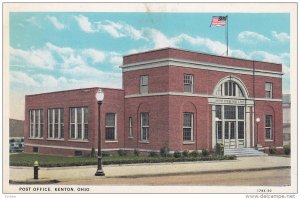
left=106, top=166, right=291, bottom=178
left=9, top=179, right=60, bottom=184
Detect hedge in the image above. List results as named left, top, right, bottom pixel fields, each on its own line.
left=10, top=153, right=236, bottom=167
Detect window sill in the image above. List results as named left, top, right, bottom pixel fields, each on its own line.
left=265, top=140, right=274, bottom=142
left=68, top=139, right=89, bottom=143
left=183, top=141, right=195, bottom=145
left=28, top=137, right=44, bottom=140
left=128, top=136, right=134, bottom=139
left=105, top=140, right=118, bottom=143
left=139, top=141, right=150, bottom=144
left=47, top=138, right=65, bottom=141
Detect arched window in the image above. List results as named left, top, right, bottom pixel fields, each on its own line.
left=216, top=80, right=245, bottom=97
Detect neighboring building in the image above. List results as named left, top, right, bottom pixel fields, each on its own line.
left=24, top=48, right=283, bottom=156
left=9, top=119, right=24, bottom=138
left=282, top=94, right=290, bottom=145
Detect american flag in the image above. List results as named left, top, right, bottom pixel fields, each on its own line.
left=210, top=16, right=227, bottom=26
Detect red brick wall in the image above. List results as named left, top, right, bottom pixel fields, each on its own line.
left=24, top=87, right=125, bottom=155
left=255, top=101, right=283, bottom=147
left=123, top=48, right=282, bottom=72
left=123, top=66, right=169, bottom=96
left=168, top=96, right=210, bottom=151
left=124, top=65, right=282, bottom=100
left=124, top=96, right=169, bottom=150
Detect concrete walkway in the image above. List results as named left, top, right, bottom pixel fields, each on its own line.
left=10, top=156, right=290, bottom=183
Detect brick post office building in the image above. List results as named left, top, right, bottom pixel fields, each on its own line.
left=24, top=48, right=283, bottom=156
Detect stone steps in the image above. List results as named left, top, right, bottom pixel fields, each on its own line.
left=224, top=148, right=267, bottom=157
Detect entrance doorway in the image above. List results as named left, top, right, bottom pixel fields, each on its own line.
left=216, top=105, right=245, bottom=148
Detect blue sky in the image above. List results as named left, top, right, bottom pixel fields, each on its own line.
left=9, top=12, right=290, bottom=119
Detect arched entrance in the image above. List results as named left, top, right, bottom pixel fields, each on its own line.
left=209, top=76, right=254, bottom=148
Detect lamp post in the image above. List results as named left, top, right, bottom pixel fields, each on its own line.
left=215, top=117, right=220, bottom=145
left=95, top=89, right=105, bottom=176
left=255, top=117, right=260, bottom=148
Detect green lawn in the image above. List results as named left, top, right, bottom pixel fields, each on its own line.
left=10, top=153, right=236, bottom=167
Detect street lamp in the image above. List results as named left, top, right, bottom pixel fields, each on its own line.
left=95, top=89, right=105, bottom=176
left=215, top=117, right=220, bottom=145
left=255, top=117, right=260, bottom=148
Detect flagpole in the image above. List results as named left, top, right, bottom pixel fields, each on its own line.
left=226, top=15, right=229, bottom=56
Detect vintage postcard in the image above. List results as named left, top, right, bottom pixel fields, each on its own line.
left=2, top=2, right=298, bottom=198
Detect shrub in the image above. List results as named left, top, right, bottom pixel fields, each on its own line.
left=190, top=150, right=200, bottom=157
left=149, top=151, right=158, bottom=157
left=201, top=149, right=209, bottom=157
left=102, top=152, right=110, bottom=157
left=118, top=149, right=127, bottom=156
left=173, top=150, right=182, bottom=158
left=160, top=146, right=169, bottom=157
left=283, top=144, right=290, bottom=155
left=269, top=145, right=277, bottom=154
left=182, top=150, right=190, bottom=157
left=215, top=143, right=224, bottom=156
left=134, top=149, right=140, bottom=156
left=90, top=148, right=96, bottom=157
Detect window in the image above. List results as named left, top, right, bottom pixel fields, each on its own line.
left=128, top=117, right=133, bottom=138
left=105, top=113, right=117, bottom=141
left=48, top=108, right=64, bottom=139
left=33, top=147, right=39, bottom=153
left=140, top=112, right=149, bottom=141
left=183, top=113, right=193, bottom=141
left=69, top=107, right=88, bottom=140
left=29, top=109, right=44, bottom=138
left=224, top=105, right=236, bottom=119
left=265, top=82, right=272, bottom=98
left=265, top=115, right=273, bottom=140
left=184, top=74, right=193, bottom=93
left=216, top=80, right=244, bottom=97
left=140, top=75, right=148, bottom=94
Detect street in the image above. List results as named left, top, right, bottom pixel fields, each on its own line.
left=58, top=168, right=290, bottom=186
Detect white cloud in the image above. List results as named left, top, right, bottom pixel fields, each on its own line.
left=109, top=52, right=123, bottom=68
left=46, top=42, right=74, bottom=55
left=47, top=16, right=65, bottom=30
left=96, top=20, right=125, bottom=38
left=250, top=51, right=287, bottom=64
left=82, top=48, right=106, bottom=63
left=10, top=71, right=40, bottom=87
left=10, top=47, right=55, bottom=70
left=238, top=31, right=270, bottom=44
left=25, top=16, right=41, bottom=28
left=74, top=15, right=95, bottom=33
left=272, top=31, right=290, bottom=42
left=143, top=28, right=175, bottom=48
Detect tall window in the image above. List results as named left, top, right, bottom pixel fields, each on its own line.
left=184, top=74, right=193, bottom=93
left=30, top=109, right=44, bottom=138
left=140, top=75, right=148, bottom=94
left=265, top=115, right=273, bottom=140
left=48, top=108, right=64, bottom=139
left=105, top=113, right=117, bottom=141
left=216, top=80, right=244, bottom=97
left=183, top=113, right=193, bottom=141
left=265, top=82, right=272, bottom=98
left=140, top=112, right=149, bottom=141
left=128, top=117, right=133, bottom=138
left=70, top=107, right=88, bottom=140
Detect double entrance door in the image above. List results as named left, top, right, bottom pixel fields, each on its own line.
left=216, top=105, right=245, bottom=148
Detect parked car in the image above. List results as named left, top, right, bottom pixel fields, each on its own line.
left=9, top=143, right=23, bottom=153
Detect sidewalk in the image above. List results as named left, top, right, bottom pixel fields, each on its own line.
left=9, top=156, right=290, bottom=183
